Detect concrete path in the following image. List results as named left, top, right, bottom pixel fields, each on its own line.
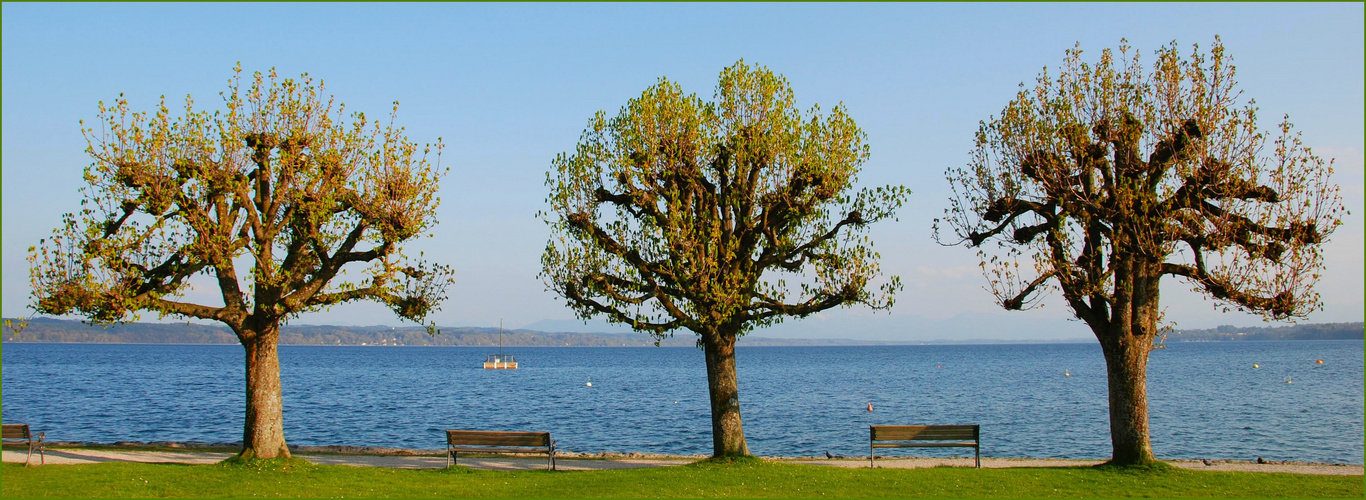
left=786, top=456, right=1365, bottom=476
left=2, top=449, right=690, bottom=471
left=5, top=449, right=1360, bottom=475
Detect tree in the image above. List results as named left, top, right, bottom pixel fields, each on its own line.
left=936, top=38, right=1345, bottom=465
left=28, top=67, right=454, bottom=460
left=541, top=61, right=908, bottom=457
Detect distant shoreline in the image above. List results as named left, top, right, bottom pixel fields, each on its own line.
left=3, top=317, right=1360, bottom=346
left=2, top=338, right=1103, bottom=347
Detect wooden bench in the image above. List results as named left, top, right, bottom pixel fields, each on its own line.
left=870, top=425, right=979, bottom=468
left=446, top=430, right=556, bottom=470
left=2, top=424, right=45, bottom=466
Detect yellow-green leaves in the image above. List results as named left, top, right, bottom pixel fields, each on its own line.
left=542, top=60, right=908, bottom=339
left=29, top=65, right=453, bottom=331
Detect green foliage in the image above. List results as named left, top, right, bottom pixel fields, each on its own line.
left=3, top=460, right=1361, bottom=498
left=27, top=64, right=454, bottom=332
left=541, top=60, right=909, bottom=340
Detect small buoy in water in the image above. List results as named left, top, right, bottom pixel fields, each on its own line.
left=586, top=376, right=593, bottom=387
left=1316, top=359, right=1324, bottom=364
left=1253, top=364, right=1260, bottom=369
left=1064, top=370, right=1071, bottom=377
left=674, top=401, right=678, bottom=404
left=867, top=402, right=874, bottom=411
left=937, top=365, right=942, bottom=369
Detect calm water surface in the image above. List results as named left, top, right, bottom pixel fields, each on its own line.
left=2, top=341, right=1361, bottom=463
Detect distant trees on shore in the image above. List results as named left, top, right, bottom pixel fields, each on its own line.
left=5, top=317, right=1359, bottom=345
left=1171, top=323, right=1363, bottom=342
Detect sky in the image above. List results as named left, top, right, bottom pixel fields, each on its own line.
left=3, top=3, right=1362, bottom=341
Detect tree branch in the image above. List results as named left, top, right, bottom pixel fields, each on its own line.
left=1162, top=263, right=1297, bottom=317
left=1001, top=270, right=1057, bottom=310
left=967, top=198, right=1050, bottom=247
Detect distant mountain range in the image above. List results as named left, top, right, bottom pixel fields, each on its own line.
left=1, top=317, right=1360, bottom=346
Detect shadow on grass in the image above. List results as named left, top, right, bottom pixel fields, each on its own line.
left=1091, top=461, right=1180, bottom=474
left=215, top=455, right=317, bottom=472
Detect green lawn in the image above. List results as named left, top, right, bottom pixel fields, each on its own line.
left=2, top=457, right=1361, bottom=498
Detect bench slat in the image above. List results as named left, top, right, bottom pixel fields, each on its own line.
left=873, top=442, right=979, bottom=448
left=448, top=446, right=553, bottom=454
left=446, top=431, right=550, bottom=447
left=871, top=425, right=977, bottom=441
left=449, top=436, right=548, bottom=446
left=447, top=430, right=549, bottom=437
left=3, top=424, right=30, bottom=440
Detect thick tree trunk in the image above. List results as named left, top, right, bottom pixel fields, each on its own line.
left=1094, top=260, right=1162, bottom=465
left=1098, top=333, right=1155, bottom=465
left=239, top=326, right=290, bottom=459
left=702, top=328, right=750, bottom=457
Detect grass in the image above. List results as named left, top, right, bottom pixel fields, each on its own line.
left=2, top=456, right=1361, bottom=498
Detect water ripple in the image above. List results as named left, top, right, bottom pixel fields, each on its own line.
left=2, top=341, right=1361, bottom=463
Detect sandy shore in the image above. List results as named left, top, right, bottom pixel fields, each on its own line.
left=4, top=444, right=1361, bottom=475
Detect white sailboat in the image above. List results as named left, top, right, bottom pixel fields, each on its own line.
left=483, top=319, right=517, bottom=369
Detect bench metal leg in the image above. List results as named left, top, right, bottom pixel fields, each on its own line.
left=975, top=446, right=980, bottom=468
left=869, top=441, right=874, bottom=468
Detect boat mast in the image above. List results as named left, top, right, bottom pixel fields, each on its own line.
left=498, top=318, right=504, bottom=357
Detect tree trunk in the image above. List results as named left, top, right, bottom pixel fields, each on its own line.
left=1094, top=262, right=1162, bottom=465
left=239, top=326, right=290, bottom=459
left=702, top=328, right=750, bottom=457
left=1098, top=332, right=1155, bottom=465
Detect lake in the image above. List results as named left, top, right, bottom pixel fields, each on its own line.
left=2, top=340, right=1361, bottom=463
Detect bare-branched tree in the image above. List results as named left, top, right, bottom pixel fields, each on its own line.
left=937, top=38, right=1345, bottom=465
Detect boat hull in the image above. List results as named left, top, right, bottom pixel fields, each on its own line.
left=483, top=362, right=518, bottom=369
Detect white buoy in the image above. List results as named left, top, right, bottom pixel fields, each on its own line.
left=586, top=376, right=593, bottom=387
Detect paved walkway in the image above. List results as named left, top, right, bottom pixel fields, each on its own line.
left=4, top=449, right=1361, bottom=475
left=2, top=449, right=688, bottom=471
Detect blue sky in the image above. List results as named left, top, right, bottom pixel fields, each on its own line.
left=3, top=3, right=1362, bottom=340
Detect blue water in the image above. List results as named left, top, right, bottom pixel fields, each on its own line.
left=2, top=341, right=1361, bottom=463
